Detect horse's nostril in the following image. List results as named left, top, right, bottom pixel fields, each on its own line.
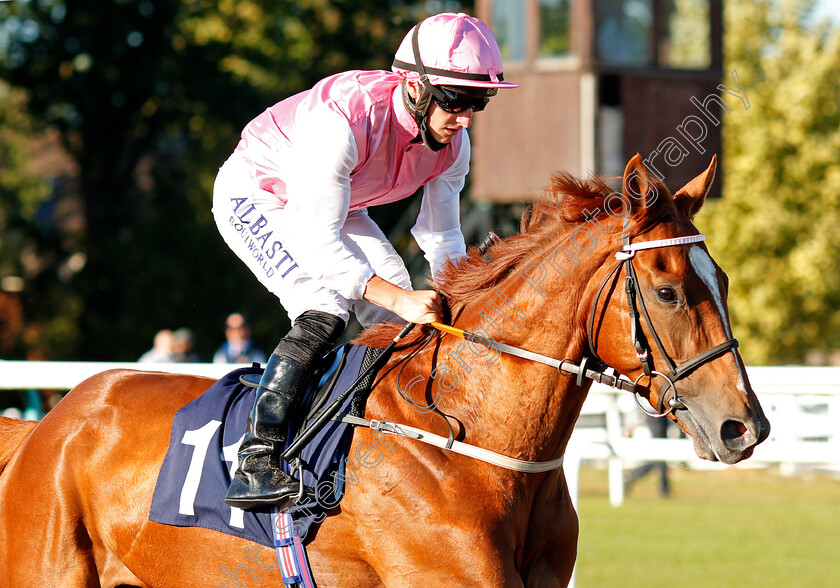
left=721, top=419, right=751, bottom=449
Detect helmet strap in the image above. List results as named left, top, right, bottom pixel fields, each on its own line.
left=401, top=80, right=447, bottom=152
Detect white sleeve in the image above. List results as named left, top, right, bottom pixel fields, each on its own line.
left=410, top=132, right=470, bottom=279
left=277, top=110, right=375, bottom=300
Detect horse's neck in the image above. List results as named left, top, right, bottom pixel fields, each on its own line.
left=426, top=243, right=613, bottom=463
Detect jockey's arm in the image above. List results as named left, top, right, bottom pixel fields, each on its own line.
left=362, top=275, right=442, bottom=324
left=374, top=130, right=470, bottom=326
left=276, top=109, right=463, bottom=325
left=279, top=112, right=376, bottom=301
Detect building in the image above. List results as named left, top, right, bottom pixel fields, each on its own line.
left=471, top=0, right=724, bottom=203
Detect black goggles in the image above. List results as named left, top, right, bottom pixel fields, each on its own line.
left=432, top=86, right=497, bottom=114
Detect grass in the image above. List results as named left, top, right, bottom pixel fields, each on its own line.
left=574, top=466, right=840, bottom=587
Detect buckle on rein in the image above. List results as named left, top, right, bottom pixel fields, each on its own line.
left=369, top=419, right=406, bottom=436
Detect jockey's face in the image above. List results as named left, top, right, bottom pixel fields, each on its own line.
left=426, top=100, right=473, bottom=144
left=406, top=80, right=474, bottom=145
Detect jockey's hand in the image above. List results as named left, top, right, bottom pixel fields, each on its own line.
left=393, top=289, right=442, bottom=324
left=363, top=275, right=442, bottom=324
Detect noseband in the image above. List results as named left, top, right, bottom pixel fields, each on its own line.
left=587, top=227, right=739, bottom=417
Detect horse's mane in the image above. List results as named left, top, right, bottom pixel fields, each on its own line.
left=356, top=170, right=678, bottom=348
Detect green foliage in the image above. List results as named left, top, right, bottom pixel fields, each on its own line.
left=696, top=0, right=840, bottom=364
left=538, top=0, right=570, bottom=57
left=0, top=85, right=49, bottom=218
left=0, top=81, right=65, bottom=358
left=0, top=0, right=427, bottom=359
left=665, top=0, right=711, bottom=68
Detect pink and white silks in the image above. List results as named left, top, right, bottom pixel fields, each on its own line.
left=212, top=70, right=468, bottom=326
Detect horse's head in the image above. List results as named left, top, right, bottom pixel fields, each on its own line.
left=587, top=155, right=770, bottom=464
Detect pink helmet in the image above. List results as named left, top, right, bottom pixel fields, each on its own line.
left=392, top=13, right=517, bottom=90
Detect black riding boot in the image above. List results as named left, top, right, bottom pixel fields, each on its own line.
left=224, top=353, right=309, bottom=509
left=224, top=310, right=345, bottom=510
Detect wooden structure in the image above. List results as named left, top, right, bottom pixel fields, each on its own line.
left=472, top=0, right=724, bottom=202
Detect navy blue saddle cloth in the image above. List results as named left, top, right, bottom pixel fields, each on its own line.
left=149, top=343, right=378, bottom=547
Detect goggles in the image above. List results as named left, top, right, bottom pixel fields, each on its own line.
left=432, top=86, right=498, bottom=113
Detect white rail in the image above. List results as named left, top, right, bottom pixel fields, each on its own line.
left=566, top=366, right=840, bottom=588
left=3, top=362, right=836, bottom=393
left=0, top=361, right=243, bottom=421
left=0, top=361, right=240, bottom=390
left=566, top=366, right=840, bottom=510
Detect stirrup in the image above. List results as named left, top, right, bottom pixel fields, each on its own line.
left=276, top=460, right=318, bottom=510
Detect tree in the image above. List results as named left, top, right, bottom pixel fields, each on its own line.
left=0, top=80, right=68, bottom=359
left=696, top=0, right=840, bottom=364
left=0, top=0, right=424, bottom=359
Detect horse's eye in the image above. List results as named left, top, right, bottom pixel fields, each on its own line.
left=656, top=287, right=677, bottom=303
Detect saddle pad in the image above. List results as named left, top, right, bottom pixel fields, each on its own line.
left=149, top=344, right=371, bottom=547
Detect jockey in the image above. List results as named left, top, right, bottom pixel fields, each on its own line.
left=213, top=12, right=517, bottom=510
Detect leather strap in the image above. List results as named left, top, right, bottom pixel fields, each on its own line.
left=458, top=329, right=638, bottom=393
left=334, top=414, right=565, bottom=473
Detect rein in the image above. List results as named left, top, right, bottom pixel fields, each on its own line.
left=430, top=322, right=638, bottom=393
left=287, top=229, right=739, bottom=478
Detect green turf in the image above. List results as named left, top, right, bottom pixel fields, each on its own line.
left=574, top=466, right=840, bottom=587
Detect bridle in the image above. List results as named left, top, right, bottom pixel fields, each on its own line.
left=420, top=226, right=739, bottom=418
left=587, top=224, right=739, bottom=417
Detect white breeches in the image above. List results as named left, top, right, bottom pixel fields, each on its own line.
left=212, top=153, right=411, bottom=327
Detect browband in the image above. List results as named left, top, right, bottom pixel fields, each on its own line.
left=615, top=233, right=706, bottom=260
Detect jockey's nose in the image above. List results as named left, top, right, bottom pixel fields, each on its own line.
left=456, top=109, right=473, bottom=128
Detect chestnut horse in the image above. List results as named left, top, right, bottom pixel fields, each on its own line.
left=0, top=155, right=769, bottom=587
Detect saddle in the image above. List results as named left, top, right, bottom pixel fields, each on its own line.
left=239, top=343, right=382, bottom=508
left=149, top=343, right=382, bottom=548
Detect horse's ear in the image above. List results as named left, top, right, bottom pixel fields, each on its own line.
left=621, top=153, right=658, bottom=211
left=673, top=155, right=717, bottom=220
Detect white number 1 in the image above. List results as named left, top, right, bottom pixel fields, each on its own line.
left=178, top=420, right=247, bottom=530
left=222, top=434, right=247, bottom=528
left=179, top=420, right=221, bottom=516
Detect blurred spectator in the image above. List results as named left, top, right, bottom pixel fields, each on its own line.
left=172, top=327, right=202, bottom=362
left=139, top=329, right=174, bottom=363
left=213, top=313, right=266, bottom=365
